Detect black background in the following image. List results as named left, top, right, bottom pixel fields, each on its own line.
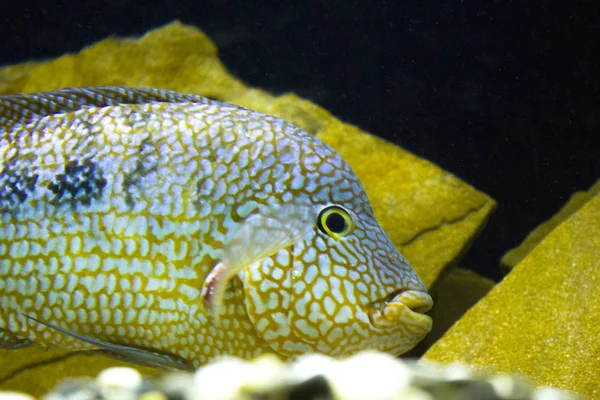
left=2, top=1, right=599, bottom=281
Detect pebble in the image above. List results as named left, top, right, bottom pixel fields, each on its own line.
left=0, top=351, right=581, bottom=400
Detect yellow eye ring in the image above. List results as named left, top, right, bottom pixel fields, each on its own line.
left=317, top=205, right=354, bottom=239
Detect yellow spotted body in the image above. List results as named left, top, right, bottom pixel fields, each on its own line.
left=0, top=87, right=432, bottom=369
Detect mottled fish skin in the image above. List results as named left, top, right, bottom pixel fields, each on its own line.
left=0, top=86, right=432, bottom=368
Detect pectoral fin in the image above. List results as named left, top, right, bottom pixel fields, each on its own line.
left=201, top=201, right=315, bottom=318
left=22, top=315, right=194, bottom=371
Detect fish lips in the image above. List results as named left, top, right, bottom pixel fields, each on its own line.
left=367, top=289, right=433, bottom=332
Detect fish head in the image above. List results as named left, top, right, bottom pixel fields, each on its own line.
left=237, top=147, right=433, bottom=358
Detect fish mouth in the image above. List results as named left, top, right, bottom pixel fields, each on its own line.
left=367, top=289, right=433, bottom=330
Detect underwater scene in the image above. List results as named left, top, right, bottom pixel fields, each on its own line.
left=0, top=2, right=598, bottom=399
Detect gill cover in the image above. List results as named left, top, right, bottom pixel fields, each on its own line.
left=232, top=203, right=336, bottom=356
left=239, top=204, right=374, bottom=357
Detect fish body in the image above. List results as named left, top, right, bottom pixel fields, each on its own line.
left=0, top=87, right=432, bottom=369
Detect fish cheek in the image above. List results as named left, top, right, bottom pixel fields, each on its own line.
left=286, top=259, right=323, bottom=346
left=285, top=236, right=380, bottom=356
left=286, top=239, right=345, bottom=353
left=237, top=251, right=304, bottom=357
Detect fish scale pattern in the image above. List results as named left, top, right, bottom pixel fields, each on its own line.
left=0, top=87, right=432, bottom=369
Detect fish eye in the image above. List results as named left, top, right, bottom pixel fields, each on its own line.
left=317, top=205, right=354, bottom=238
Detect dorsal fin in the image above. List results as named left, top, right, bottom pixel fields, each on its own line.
left=0, top=86, right=214, bottom=129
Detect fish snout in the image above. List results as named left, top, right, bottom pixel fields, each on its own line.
left=367, top=289, right=433, bottom=330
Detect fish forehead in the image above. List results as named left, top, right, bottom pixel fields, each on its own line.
left=0, top=95, right=380, bottom=361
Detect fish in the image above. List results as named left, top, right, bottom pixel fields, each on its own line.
left=0, top=86, right=433, bottom=370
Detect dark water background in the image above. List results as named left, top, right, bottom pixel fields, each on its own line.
left=2, top=1, right=599, bottom=281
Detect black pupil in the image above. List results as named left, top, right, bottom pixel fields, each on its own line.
left=325, top=212, right=346, bottom=233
